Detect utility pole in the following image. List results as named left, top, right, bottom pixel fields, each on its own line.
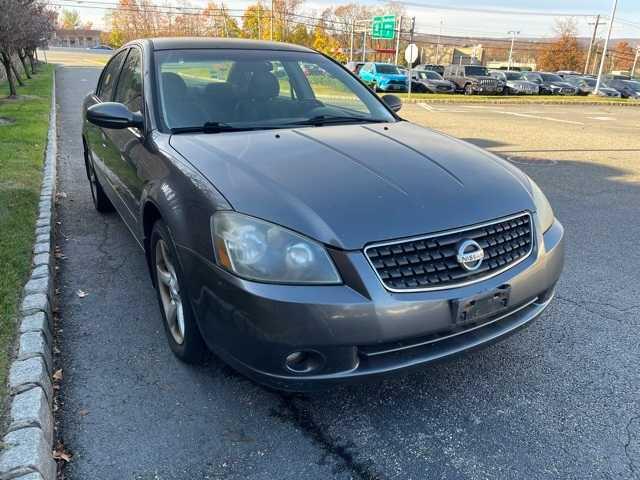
left=584, top=15, right=601, bottom=74
left=349, top=19, right=355, bottom=62
left=595, top=0, right=617, bottom=95
left=507, top=30, right=519, bottom=71
left=362, top=27, right=367, bottom=62
left=270, top=0, right=274, bottom=40
left=632, top=46, right=640, bottom=77
left=257, top=3, right=262, bottom=40
left=436, top=19, right=443, bottom=65
left=394, top=16, right=403, bottom=65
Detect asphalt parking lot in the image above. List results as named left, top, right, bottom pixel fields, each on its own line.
left=55, top=66, right=640, bottom=479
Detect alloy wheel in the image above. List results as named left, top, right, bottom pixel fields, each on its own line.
left=155, top=239, right=185, bottom=345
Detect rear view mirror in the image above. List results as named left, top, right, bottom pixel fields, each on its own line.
left=87, top=102, right=144, bottom=130
left=382, top=94, right=402, bottom=113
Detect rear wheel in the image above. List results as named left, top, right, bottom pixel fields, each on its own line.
left=151, top=220, right=209, bottom=364
left=84, top=146, right=114, bottom=213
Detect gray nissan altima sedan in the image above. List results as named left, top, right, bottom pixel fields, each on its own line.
left=82, top=38, right=564, bottom=390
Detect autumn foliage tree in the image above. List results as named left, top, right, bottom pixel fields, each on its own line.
left=0, top=0, right=55, bottom=97
left=536, top=19, right=586, bottom=72
left=612, top=41, right=635, bottom=72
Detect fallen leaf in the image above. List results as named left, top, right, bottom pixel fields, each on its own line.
left=76, top=289, right=88, bottom=298
left=56, top=192, right=68, bottom=198
left=79, top=409, right=89, bottom=417
left=53, top=446, right=72, bottom=462
left=52, top=369, right=63, bottom=381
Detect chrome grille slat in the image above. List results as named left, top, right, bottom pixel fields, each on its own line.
left=364, top=212, right=534, bottom=292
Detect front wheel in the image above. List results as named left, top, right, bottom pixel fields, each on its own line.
left=464, top=84, right=474, bottom=95
left=151, top=220, right=209, bottom=364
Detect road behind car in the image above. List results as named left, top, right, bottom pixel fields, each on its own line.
left=57, top=67, right=640, bottom=479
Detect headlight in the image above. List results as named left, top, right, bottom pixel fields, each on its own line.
left=211, top=211, right=341, bottom=284
left=528, top=178, right=554, bottom=233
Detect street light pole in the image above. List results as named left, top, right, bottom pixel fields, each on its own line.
left=595, top=0, right=618, bottom=95
left=436, top=19, right=443, bottom=65
left=349, top=19, right=355, bottom=63
left=585, top=15, right=601, bottom=74
left=394, top=16, right=403, bottom=65
left=507, top=30, right=519, bottom=71
left=632, top=46, right=640, bottom=78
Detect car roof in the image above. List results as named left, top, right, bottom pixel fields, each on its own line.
left=128, top=37, right=315, bottom=53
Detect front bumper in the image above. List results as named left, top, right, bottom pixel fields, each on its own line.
left=378, top=83, right=407, bottom=92
left=179, top=218, right=564, bottom=390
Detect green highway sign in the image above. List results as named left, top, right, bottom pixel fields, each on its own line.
left=371, top=15, right=396, bottom=40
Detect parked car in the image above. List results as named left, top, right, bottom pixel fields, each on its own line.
left=344, top=61, right=365, bottom=75
left=415, top=63, right=445, bottom=75
left=605, top=79, right=640, bottom=99
left=555, top=70, right=581, bottom=78
left=522, top=72, right=577, bottom=95
left=489, top=70, right=539, bottom=95
left=443, top=64, right=504, bottom=95
left=563, top=76, right=621, bottom=97
left=88, top=44, right=114, bottom=51
left=397, top=67, right=429, bottom=93
left=82, top=38, right=563, bottom=390
left=410, top=69, right=456, bottom=93
left=358, top=62, right=408, bottom=92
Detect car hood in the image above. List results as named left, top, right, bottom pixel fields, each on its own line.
left=548, top=81, right=574, bottom=88
left=169, top=122, right=535, bottom=250
left=508, top=80, right=537, bottom=88
left=424, top=79, right=453, bottom=87
left=377, top=74, right=407, bottom=82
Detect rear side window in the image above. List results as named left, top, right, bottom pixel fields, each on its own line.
left=115, top=48, right=143, bottom=113
left=97, top=50, right=127, bottom=101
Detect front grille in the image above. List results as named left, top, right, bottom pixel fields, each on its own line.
left=364, top=213, right=534, bottom=292
left=479, top=79, right=497, bottom=87
left=388, top=80, right=406, bottom=85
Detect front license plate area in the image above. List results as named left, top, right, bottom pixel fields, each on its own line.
left=452, top=285, right=511, bottom=327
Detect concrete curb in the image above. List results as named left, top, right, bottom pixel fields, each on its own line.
left=0, top=70, right=57, bottom=480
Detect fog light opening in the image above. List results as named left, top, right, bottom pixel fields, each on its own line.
left=285, top=350, right=324, bottom=374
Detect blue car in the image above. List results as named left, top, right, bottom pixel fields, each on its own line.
left=358, top=62, right=408, bottom=92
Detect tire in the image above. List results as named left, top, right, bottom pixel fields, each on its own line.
left=151, top=220, right=209, bottom=364
left=84, top=145, right=114, bottom=213
left=464, top=83, right=474, bottom=95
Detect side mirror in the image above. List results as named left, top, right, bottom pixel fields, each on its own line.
left=382, top=94, right=402, bottom=113
left=87, top=102, right=144, bottom=130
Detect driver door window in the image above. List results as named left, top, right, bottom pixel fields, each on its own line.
left=115, top=49, right=143, bottom=113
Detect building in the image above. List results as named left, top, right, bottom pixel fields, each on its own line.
left=51, top=29, right=103, bottom=48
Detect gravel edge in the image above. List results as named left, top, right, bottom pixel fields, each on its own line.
left=0, top=69, right=57, bottom=480
left=400, top=97, right=640, bottom=107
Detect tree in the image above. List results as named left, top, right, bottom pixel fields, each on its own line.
left=536, top=18, right=586, bottom=72
left=0, top=0, right=55, bottom=97
left=60, top=9, right=81, bottom=29
left=242, top=3, right=271, bottom=40
left=312, top=22, right=346, bottom=62
left=612, top=41, right=634, bottom=72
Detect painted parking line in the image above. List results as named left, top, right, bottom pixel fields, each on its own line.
left=588, top=116, right=616, bottom=121
left=416, top=103, right=468, bottom=113
left=493, top=111, right=584, bottom=125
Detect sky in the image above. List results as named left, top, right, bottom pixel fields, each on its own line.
left=57, top=0, right=640, bottom=39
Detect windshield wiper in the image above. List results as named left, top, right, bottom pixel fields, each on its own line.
left=171, top=122, right=257, bottom=134
left=295, top=115, right=388, bottom=127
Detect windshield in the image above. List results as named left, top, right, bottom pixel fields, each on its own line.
left=540, top=73, right=563, bottom=82
left=417, top=70, right=442, bottom=80
left=376, top=64, right=400, bottom=75
left=464, top=66, right=489, bottom=76
left=582, top=78, right=596, bottom=87
left=504, top=72, right=523, bottom=80
left=155, top=49, right=395, bottom=131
